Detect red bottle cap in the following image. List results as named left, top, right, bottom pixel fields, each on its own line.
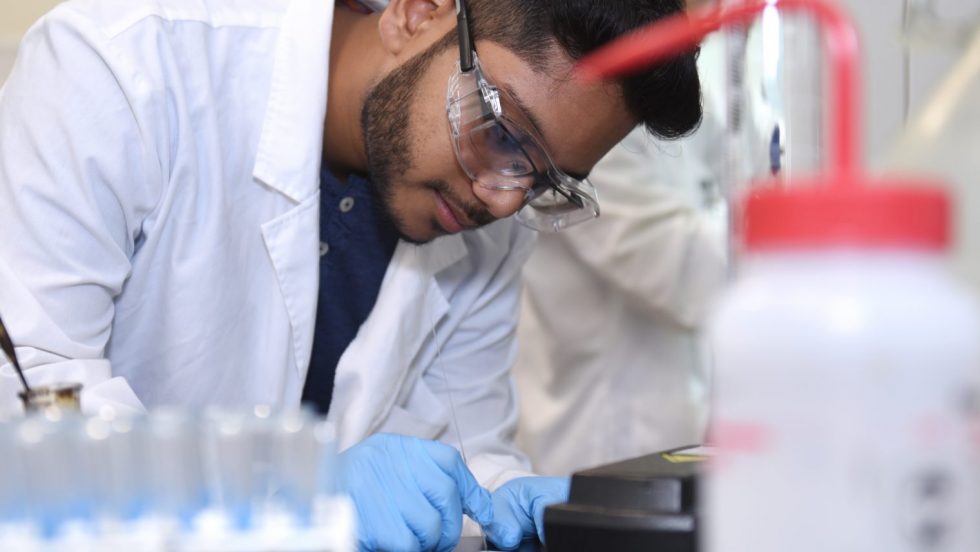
left=740, top=175, right=950, bottom=251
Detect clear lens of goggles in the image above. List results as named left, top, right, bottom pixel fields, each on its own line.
left=517, top=174, right=600, bottom=232
left=447, top=55, right=599, bottom=232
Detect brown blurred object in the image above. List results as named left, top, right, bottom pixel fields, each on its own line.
left=686, top=0, right=719, bottom=10
left=19, top=383, right=82, bottom=413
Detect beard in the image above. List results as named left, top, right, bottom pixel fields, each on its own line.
left=360, top=35, right=494, bottom=244
left=360, top=38, right=440, bottom=244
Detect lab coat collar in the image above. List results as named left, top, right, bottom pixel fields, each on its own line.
left=252, top=0, right=334, bottom=203
left=412, top=232, right=468, bottom=275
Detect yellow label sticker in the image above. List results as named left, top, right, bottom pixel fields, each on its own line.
left=661, top=453, right=706, bottom=463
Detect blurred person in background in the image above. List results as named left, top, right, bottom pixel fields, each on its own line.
left=515, top=107, right=728, bottom=476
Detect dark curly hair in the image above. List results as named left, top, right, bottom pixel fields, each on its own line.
left=465, top=0, right=703, bottom=139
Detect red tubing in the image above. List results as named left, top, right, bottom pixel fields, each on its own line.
left=576, top=0, right=861, bottom=181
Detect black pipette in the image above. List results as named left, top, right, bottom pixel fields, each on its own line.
left=0, top=312, right=31, bottom=394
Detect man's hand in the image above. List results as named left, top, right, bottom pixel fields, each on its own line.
left=339, top=434, right=494, bottom=552
left=482, top=476, right=571, bottom=549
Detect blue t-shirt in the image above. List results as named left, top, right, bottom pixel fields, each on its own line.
left=301, top=167, right=400, bottom=414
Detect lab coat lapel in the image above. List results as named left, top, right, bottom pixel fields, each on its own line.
left=330, top=234, right=468, bottom=450
left=260, top=197, right=320, bottom=380
left=253, top=0, right=333, bottom=383
left=252, top=0, right=333, bottom=204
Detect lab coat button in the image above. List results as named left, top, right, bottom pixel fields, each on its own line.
left=319, top=241, right=330, bottom=256
left=339, top=196, right=355, bottom=213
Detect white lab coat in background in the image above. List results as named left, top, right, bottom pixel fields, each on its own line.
left=0, top=0, right=533, bottom=490
left=515, top=123, right=728, bottom=476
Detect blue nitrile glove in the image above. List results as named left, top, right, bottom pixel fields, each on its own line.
left=339, top=433, right=494, bottom=552
left=482, top=476, right=571, bottom=549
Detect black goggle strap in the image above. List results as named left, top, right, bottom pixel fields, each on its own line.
left=455, top=0, right=474, bottom=72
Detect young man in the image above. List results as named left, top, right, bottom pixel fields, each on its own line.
left=0, top=0, right=701, bottom=549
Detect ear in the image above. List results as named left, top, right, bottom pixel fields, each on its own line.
left=378, top=0, right=455, bottom=56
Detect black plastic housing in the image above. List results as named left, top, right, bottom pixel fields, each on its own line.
left=543, top=446, right=703, bottom=552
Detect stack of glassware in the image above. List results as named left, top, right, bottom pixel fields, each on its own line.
left=0, top=406, right=354, bottom=551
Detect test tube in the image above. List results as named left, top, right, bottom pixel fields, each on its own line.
left=80, top=411, right=150, bottom=523
left=0, top=421, right=26, bottom=525
left=17, top=410, right=92, bottom=539
left=266, top=409, right=333, bottom=524
left=201, top=408, right=258, bottom=530
left=143, top=409, right=207, bottom=525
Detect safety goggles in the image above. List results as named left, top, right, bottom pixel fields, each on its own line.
left=446, top=0, right=600, bottom=232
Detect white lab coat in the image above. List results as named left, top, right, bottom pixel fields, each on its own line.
left=0, top=0, right=532, bottom=489
left=514, top=124, right=728, bottom=476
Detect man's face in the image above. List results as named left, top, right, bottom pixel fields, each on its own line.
left=362, top=37, right=635, bottom=244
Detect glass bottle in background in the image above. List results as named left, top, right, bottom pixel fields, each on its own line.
left=717, top=0, right=824, bottom=265
left=720, top=0, right=823, bottom=189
